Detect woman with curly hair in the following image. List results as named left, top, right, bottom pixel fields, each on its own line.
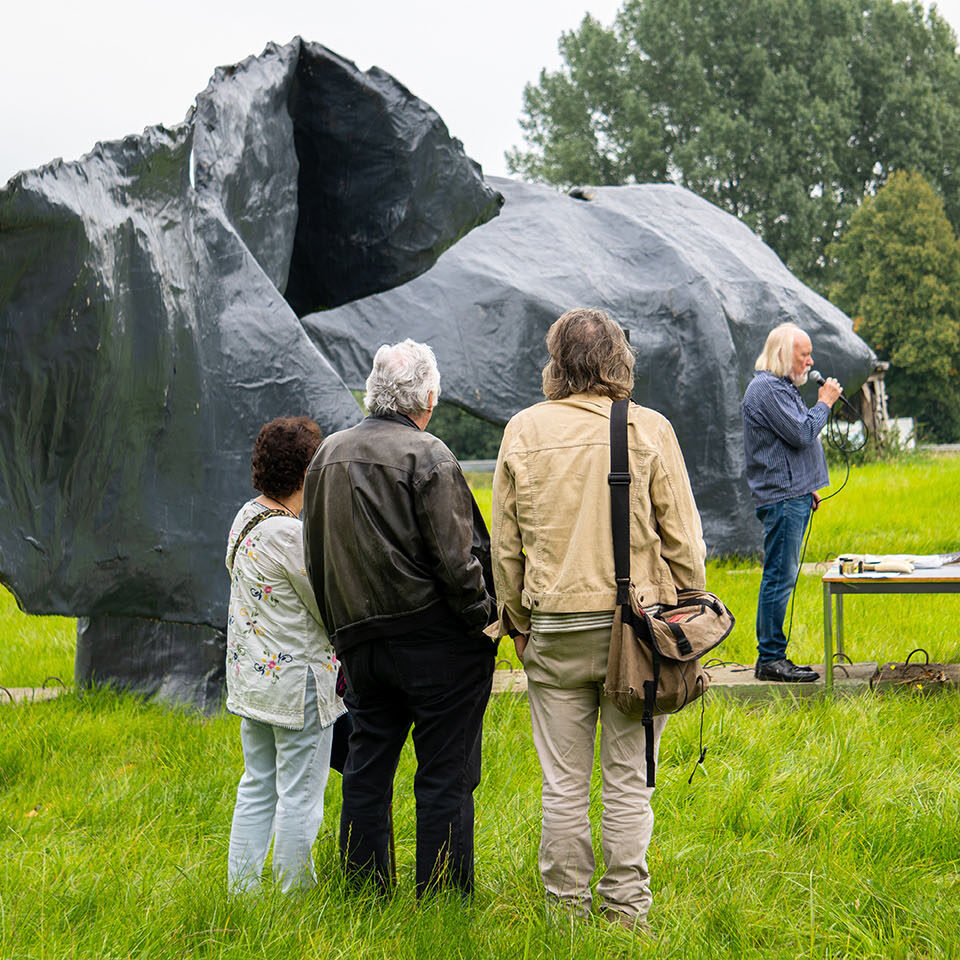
left=224, top=416, right=345, bottom=893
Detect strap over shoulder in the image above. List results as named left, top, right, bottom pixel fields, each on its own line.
left=228, top=508, right=290, bottom=574
left=608, top=398, right=631, bottom=606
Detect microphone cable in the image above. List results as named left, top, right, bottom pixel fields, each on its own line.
left=815, top=370, right=867, bottom=502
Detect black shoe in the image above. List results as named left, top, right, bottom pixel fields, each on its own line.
left=784, top=658, right=818, bottom=676
left=754, top=658, right=820, bottom=683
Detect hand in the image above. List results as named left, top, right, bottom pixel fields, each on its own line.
left=811, top=490, right=821, bottom=512
left=817, top=377, right=843, bottom=407
left=514, top=634, right=528, bottom=663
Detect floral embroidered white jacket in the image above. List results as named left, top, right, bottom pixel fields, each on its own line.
left=225, top=501, right=345, bottom=730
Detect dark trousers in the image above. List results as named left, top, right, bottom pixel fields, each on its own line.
left=339, top=632, right=494, bottom=897
left=755, top=493, right=813, bottom=663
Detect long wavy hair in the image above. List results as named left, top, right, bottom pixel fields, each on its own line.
left=755, top=322, right=803, bottom=378
left=541, top=308, right=635, bottom=401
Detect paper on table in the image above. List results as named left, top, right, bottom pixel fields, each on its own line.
left=829, top=551, right=960, bottom=577
left=885, top=552, right=960, bottom=569
left=836, top=552, right=960, bottom=568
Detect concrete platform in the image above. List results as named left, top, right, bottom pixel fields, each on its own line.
left=491, top=661, right=960, bottom=699
left=9, top=662, right=957, bottom=706
left=491, top=669, right=529, bottom=694
left=0, top=684, right=69, bottom=705
left=703, top=661, right=878, bottom=699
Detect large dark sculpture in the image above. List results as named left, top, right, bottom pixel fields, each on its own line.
left=0, top=39, right=501, bottom=705
left=303, top=177, right=875, bottom=555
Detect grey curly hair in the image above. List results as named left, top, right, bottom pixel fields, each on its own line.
left=364, top=339, right=442, bottom=416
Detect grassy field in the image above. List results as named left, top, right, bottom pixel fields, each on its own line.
left=1, top=453, right=959, bottom=958
left=4, top=682, right=960, bottom=957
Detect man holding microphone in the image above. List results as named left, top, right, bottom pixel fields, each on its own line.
left=742, top=322, right=843, bottom=682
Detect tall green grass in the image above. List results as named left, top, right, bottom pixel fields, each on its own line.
left=3, top=686, right=959, bottom=958
left=0, top=587, right=75, bottom=688
left=805, top=453, right=960, bottom=558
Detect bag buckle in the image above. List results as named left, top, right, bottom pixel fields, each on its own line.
left=615, top=577, right=631, bottom=605
left=607, top=471, right=631, bottom=485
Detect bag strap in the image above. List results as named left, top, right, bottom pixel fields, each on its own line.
left=608, top=398, right=632, bottom=605
left=228, top=508, right=290, bottom=574
left=666, top=620, right=693, bottom=656
left=609, top=399, right=658, bottom=786
left=642, top=664, right=658, bottom=788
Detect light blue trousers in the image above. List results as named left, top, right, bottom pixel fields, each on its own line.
left=227, top=678, right=334, bottom=893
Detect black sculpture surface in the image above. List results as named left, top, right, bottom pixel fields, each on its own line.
left=304, top=177, right=875, bottom=555
left=0, top=39, right=501, bottom=705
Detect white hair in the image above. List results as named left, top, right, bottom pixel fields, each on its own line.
left=364, top=339, right=441, bottom=416
left=755, top=322, right=806, bottom=379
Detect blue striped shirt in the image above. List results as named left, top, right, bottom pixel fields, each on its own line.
left=741, top=371, right=830, bottom=507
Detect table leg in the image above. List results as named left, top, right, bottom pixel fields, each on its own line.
left=823, top=582, right=834, bottom=691
left=836, top=593, right=845, bottom=658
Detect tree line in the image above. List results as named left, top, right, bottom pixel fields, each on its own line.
left=509, top=0, right=960, bottom=440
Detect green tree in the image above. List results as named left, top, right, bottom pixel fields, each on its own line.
left=508, top=0, right=960, bottom=292
left=427, top=402, right=504, bottom=460
left=351, top=391, right=505, bottom=458
left=827, top=170, right=960, bottom=441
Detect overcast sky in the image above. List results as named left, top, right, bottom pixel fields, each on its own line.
left=2, top=0, right=959, bottom=187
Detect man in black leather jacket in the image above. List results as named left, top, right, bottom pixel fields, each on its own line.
left=302, top=338, right=497, bottom=898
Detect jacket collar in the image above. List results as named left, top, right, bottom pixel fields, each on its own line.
left=550, top=392, right=618, bottom=414
left=562, top=391, right=615, bottom=404
left=371, top=410, right=420, bottom=430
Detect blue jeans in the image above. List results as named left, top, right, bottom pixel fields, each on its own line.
left=755, top=494, right=813, bottom=663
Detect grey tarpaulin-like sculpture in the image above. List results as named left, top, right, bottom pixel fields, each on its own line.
left=303, top=176, right=875, bottom=556
left=0, top=39, right=502, bottom=708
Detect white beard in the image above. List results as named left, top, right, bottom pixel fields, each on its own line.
left=790, top=370, right=809, bottom=386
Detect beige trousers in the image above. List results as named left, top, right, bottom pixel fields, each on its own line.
left=524, top=625, right=667, bottom=919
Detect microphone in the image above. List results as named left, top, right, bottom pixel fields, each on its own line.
left=809, top=369, right=858, bottom=416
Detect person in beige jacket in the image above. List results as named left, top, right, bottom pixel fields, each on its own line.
left=491, top=308, right=706, bottom=934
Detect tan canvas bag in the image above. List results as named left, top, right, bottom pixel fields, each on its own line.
left=602, top=399, right=734, bottom=785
